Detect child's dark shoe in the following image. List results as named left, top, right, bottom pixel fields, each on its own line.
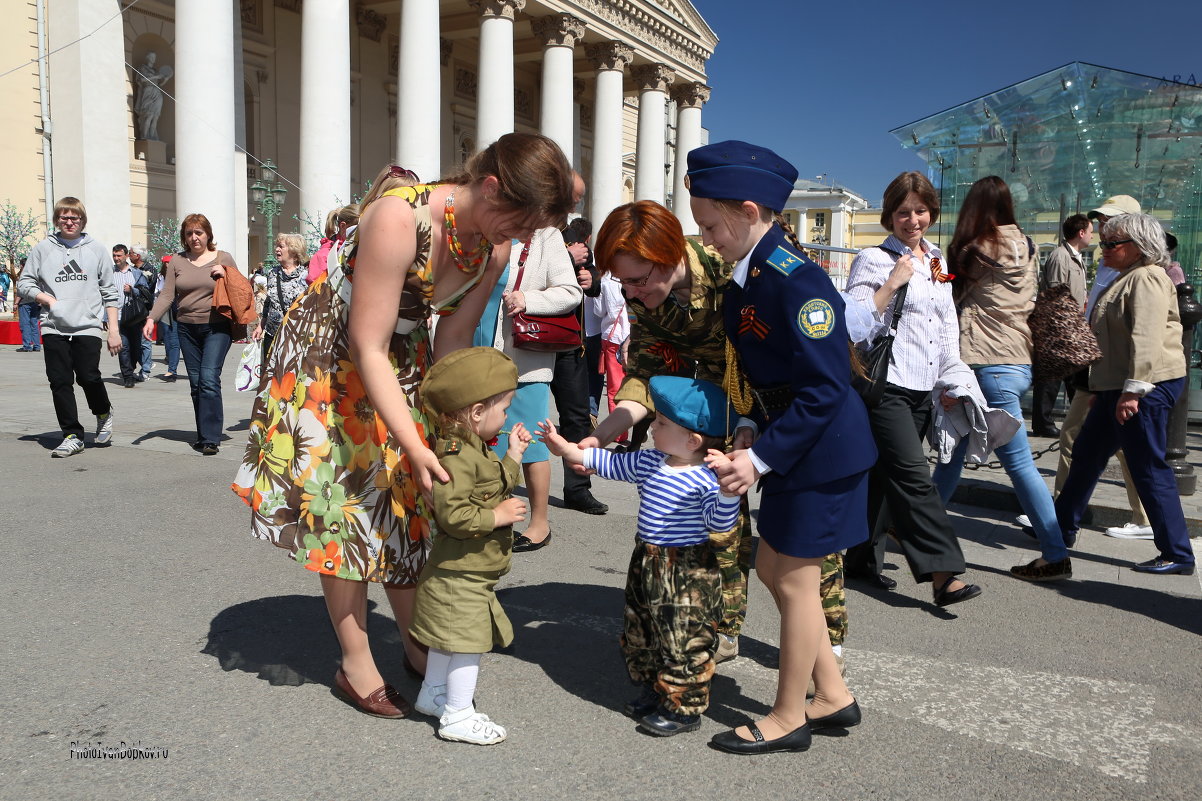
left=623, top=684, right=659, bottom=719
left=638, top=707, right=701, bottom=737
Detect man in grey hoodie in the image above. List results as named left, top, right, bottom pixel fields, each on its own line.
left=17, top=197, right=121, bottom=457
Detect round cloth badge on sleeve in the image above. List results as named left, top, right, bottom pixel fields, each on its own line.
left=797, top=298, right=835, bottom=339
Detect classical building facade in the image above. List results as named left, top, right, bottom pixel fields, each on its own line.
left=1, top=0, right=717, bottom=271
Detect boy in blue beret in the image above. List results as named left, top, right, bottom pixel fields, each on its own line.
left=539, top=375, right=740, bottom=737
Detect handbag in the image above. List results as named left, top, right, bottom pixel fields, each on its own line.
left=508, top=239, right=582, bottom=353
left=122, top=277, right=151, bottom=325
left=1028, top=283, right=1102, bottom=382
left=851, top=246, right=907, bottom=408
left=235, top=341, right=262, bottom=392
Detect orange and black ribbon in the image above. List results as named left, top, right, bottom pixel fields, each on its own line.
left=739, top=305, right=771, bottom=340
left=930, top=256, right=955, bottom=283
left=648, top=342, right=684, bottom=373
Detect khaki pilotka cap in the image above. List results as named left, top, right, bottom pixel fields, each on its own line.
left=1089, top=195, right=1141, bottom=219
left=420, top=347, right=518, bottom=416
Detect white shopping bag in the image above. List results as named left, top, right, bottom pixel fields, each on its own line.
left=236, top=341, right=262, bottom=392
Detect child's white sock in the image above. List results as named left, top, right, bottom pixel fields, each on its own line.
left=426, top=648, right=453, bottom=687
left=445, top=652, right=482, bottom=711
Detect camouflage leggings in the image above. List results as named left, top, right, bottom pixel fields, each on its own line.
left=621, top=541, right=721, bottom=716
left=712, top=503, right=848, bottom=645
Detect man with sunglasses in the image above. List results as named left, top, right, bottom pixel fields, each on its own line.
left=1047, top=194, right=1153, bottom=540
left=17, top=197, right=121, bottom=457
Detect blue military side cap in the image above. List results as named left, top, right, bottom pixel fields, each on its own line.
left=649, top=376, right=732, bottom=438
left=686, top=140, right=799, bottom=213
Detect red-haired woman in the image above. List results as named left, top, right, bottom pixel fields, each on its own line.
left=144, top=214, right=240, bottom=455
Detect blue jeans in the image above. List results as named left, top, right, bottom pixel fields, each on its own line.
left=19, top=301, right=41, bottom=349
left=140, top=334, right=153, bottom=377
left=177, top=320, right=232, bottom=446
left=159, top=318, right=181, bottom=373
left=933, top=364, right=1069, bottom=562
left=1056, top=379, right=1193, bottom=565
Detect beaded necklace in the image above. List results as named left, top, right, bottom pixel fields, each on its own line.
left=443, top=189, right=492, bottom=274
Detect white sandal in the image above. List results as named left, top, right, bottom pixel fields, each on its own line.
left=438, top=705, right=507, bottom=745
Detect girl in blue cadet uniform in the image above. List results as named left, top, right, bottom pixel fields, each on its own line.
left=687, top=140, right=875, bottom=755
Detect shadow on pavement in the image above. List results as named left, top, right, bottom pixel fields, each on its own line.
left=498, top=581, right=775, bottom=724
left=131, top=428, right=206, bottom=446
left=201, top=594, right=407, bottom=689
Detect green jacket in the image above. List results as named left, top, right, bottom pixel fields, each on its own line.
left=428, top=430, right=521, bottom=573
left=615, top=239, right=732, bottom=413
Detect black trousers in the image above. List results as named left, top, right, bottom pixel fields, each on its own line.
left=42, top=333, right=112, bottom=438
left=117, top=319, right=144, bottom=381
left=550, top=346, right=594, bottom=498
left=1031, top=378, right=1075, bottom=432
left=845, top=383, right=966, bottom=583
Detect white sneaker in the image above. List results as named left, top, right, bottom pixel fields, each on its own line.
left=94, top=412, right=114, bottom=446
left=414, top=682, right=447, bottom=718
left=1104, top=523, right=1155, bottom=539
left=438, top=705, right=507, bottom=745
left=51, top=435, right=85, bottom=458
left=714, top=634, right=739, bottom=664
left=1015, top=514, right=1032, bottom=528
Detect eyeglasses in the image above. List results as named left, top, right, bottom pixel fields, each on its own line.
left=615, top=263, right=656, bottom=288
left=1098, top=239, right=1132, bottom=250
left=58, top=216, right=81, bottom=223
left=388, top=165, right=419, bottom=182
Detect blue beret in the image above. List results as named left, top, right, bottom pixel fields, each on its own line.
left=686, top=140, right=798, bottom=213
left=649, top=376, right=732, bottom=438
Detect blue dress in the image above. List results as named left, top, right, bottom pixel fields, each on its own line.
left=723, top=226, right=876, bottom=558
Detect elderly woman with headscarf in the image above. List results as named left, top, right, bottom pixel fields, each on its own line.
left=1054, top=213, right=1193, bottom=575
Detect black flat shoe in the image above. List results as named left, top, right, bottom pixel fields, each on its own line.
left=639, top=708, right=701, bottom=737
left=564, top=493, right=608, bottom=515
left=1131, top=558, right=1196, bottom=575
left=807, top=699, right=861, bottom=734
left=512, top=532, right=552, bottom=553
left=710, top=722, right=811, bottom=755
left=847, top=570, right=896, bottom=591
left=933, top=577, right=982, bottom=607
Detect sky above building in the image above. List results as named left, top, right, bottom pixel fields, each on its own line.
left=689, top=0, right=1202, bottom=206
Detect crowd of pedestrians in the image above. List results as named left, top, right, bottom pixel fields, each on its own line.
left=11, top=132, right=1195, bottom=753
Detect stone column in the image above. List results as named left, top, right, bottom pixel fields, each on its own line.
left=231, top=0, right=249, bottom=273
left=631, top=64, right=673, bottom=204
left=46, top=0, right=131, bottom=248
left=586, top=42, right=633, bottom=227
left=830, top=204, right=849, bottom=249
left=176, top=0, right=236, bottom=258
left=300, top=0, right=351, bottom=228
left=670, top=82, right=710, bottom=234
left=532, top=14, right=585, bottom=166
left=397, top=0, right=442, bottom=180
left=470, top=0, right=525, bottom=151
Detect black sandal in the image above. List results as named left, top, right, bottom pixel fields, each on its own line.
left=933, top=576, right=983, bottom=607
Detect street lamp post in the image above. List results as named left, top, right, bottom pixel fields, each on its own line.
left=249, top=159, right=288, bottom=270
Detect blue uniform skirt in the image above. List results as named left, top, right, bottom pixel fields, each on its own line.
left=757, top=470, right=870, bottom=558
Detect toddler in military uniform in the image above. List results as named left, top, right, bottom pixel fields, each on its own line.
left=540, top=375, right=740, bottom=737
left=410, top=347, right=532, bottom=745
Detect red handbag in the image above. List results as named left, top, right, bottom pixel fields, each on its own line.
left=509, top=239, right=582, bottom=353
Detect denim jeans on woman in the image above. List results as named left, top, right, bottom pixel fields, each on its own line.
left=932, top=364, right=1069, bottom=563
left=177, top=319, right=232, bottom=447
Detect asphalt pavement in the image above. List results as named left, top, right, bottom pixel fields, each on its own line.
left=0, top=344, right=1199, bottom=801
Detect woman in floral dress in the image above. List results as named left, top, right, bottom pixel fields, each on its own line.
left=232, top=133, right=576, bottom=717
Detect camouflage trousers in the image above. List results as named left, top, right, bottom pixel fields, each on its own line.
left=711, top=503, right=848, bottom=645
left=621, top=541, right=722, bottom=716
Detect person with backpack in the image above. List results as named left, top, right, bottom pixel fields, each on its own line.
left=930, top=176, right=1074, bottom=582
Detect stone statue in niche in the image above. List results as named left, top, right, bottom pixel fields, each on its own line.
left=134, top=51, right=172, bottom=141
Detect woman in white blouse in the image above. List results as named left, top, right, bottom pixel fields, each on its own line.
left=843, top=171, right=983, bottom=608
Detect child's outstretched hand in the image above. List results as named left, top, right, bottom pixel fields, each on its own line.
left=494, top=497, right=528, bottom=528
left=704, top=449, right=741, bottom=498
left=537, top=419, right=586, bottom=467
left=506, top=422, right=532, bottom=463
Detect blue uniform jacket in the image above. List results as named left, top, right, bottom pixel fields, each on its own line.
left=723, top=226, right=877, bottom=492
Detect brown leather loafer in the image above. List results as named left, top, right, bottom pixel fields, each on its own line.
left=333, top=669, right=411, bottom=718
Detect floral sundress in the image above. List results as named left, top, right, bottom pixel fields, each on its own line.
left=231, top=185, right=486, bottom=586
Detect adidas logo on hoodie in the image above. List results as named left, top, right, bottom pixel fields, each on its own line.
left=54, top=260, right=87, bottom=283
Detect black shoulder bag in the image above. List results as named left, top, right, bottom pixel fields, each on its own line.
left=851, top=246, right=907, bottom=408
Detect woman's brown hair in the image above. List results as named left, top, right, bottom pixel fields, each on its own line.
left=441, top=132, right=575, bottom=230
left=947, top=175, right=1018, bottom=292
left=594, top=201, right=687, bottom=275
left=179, top=213, right=217, bottom=251
left=879, top=171, right=940, bottom=231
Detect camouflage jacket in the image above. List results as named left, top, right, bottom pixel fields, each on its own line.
left=615, top=239, right=732, bottom=412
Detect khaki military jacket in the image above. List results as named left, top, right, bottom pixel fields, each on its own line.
left=1088, top=261, right=1186, bottom=394
left=614, top=239, right=731, bottom=412
left=427, top=431, right=521, bottom=573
